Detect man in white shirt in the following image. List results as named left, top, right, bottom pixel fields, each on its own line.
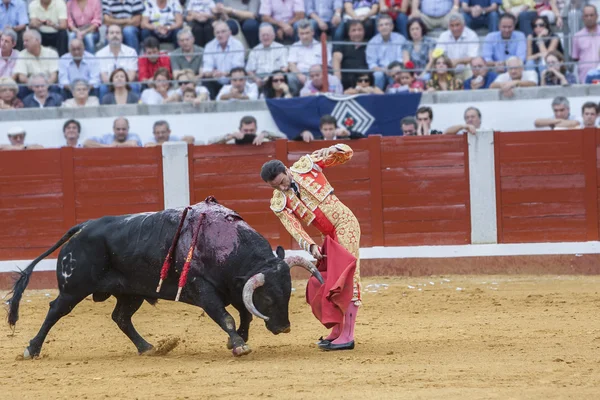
left=246, top=23, right=288, bottom=88
left=444, top=106, right=484, bottom=135
left=534, top=96, right=579, bottom=130
left=435, top=13, right=479, bottom=79
left=216, top=67, right=258, bottom=101
left=202, top=21, right=245, bottom=99
left=287, top=19, right=331, bottom=87
left=95, top=24, right=140, bottom=100
left=490, top=56, right=537, bottom=98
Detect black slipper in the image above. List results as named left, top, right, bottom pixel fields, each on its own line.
left=319, top=340, right=355, bottom=351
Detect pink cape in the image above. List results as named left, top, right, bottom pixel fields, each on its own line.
left=305, top=236, right=357, bottom=328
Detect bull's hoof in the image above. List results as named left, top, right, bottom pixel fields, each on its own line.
left=16, top=347, right=36, bottom=361
left=141, top=337, right=180, bottom=356
left=232, top=344, right=252, bottom=357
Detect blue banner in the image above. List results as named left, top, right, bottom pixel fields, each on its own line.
left=265, top=93, right=422, bottom=138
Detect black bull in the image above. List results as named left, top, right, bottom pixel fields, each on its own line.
left=7, top=196, right=323, bottom=358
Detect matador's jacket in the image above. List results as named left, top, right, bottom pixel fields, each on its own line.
left=270, top=143, right=362, bottom=304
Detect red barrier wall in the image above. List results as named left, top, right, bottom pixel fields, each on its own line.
left=494, top=129, right=599, bottom=243
left=0, top=147, right=164, bottom=260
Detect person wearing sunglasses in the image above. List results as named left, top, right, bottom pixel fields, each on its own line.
left=344, top=72, right=384, bottom=94
left=525, top=16, right=562, bottom=72
left=261, top=70, right=293, bottom=99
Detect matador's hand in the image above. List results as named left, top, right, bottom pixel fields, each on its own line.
left=309, top=244, right=323, bottom=260
left=313, top=145, right=338, bottom=159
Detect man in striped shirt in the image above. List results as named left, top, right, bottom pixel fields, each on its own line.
left=102, top=0, right=145, bottom=52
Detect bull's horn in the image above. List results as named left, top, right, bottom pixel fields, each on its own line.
left=242, top=273, right=270, bottom=321
left=284, top=256, right=325, bottom=285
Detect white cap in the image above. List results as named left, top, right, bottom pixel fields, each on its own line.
left=7, top=126, right=25, bottom=136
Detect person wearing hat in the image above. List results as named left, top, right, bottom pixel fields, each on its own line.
left=0, top=127, right=43, bottom=150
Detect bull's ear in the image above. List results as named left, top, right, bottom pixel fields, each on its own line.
left=276, top=246, right=285, bottom=259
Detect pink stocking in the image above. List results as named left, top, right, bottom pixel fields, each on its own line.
left=331, top=303, right=358, bottom=344
left=324, top=324, right=341, bottom=341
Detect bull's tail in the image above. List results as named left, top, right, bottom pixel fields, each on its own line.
left=6, top=224, right=83, bottom=327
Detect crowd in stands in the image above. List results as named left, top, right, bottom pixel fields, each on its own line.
left=0, top=0, right=597, bottom=108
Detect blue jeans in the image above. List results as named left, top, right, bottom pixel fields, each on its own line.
left=373, top=71, right=392, bottom=90
left=394, top=13, right=409, bottom=38
left=68, top=31, right=100, bottom=54
left=226, top=18, right=260, bottom=48
left=462, top=11, right=499, bottom=32
left=122, top=25, right=140, bottom=53
left=308, top=19, right=339, bottom=39
left=517, top=11, right=537, bottom=36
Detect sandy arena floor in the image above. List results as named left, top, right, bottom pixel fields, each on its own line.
left=1, top=275, right=600, bottom=400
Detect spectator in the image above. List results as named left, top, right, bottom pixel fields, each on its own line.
left=101, top=67, right=140, bottom=104
left=0, top=29, right=19, bottom=78
left=525, top=15, right=562, bottom=72
left=435, top=13, right=479, bottom=78
left=305, top=0, right=343, bottom=39
left=1, top=126, right=43, bottom=150
left=84, top=116, right=142, bottom=147
left=59, top=38, right=100, bottom=97
left=366, top=14, right=405, bottom=90
left=22, top=73, right=63, bottom=107
left=102, top=0, right=144, bottom=52
left=570, top=102, right=598, bottom=129
left=541, top=50, right=576, bottom=86
left=261, top=70, right=293, bottom=99
left=386, top=61, right=425, bottom=92
left=490, top=56, right=537, bottom=97
left=140, top=0, right=183, bottom=47
left=288, top=19, right=331, bottom=89
left=138, top=36, right=171, bottom=83
left=502, top=0, right=537, bottom=36
left=144, top=120, right=194, bottom=146
left=209, top=115, right=286, bottom=145
left=482, top=13, right=526, bottom=72
left=216, top=66, right=258, bottom=101
left=0, top=1, right=28, bottom=49
left=427, top=53, right=463, bottom=91
left=534, top=0, right=562, bottom=28
left=344, top=72, right=384, bottom=94
left=463, top=56, right=497, bottom=89
left=461, top=0, right=500, bottom=31
left=297, top=114, right=366, bottom=142
left=246, top=23, right=288, bottom=88
left=181, top=86, right=200, bottom=103
left=415, top=106, right=442, bottom=135
left=62, top=119, right=82, bottom=147
left=300, top=64, right=343, bottom=96
left=185, top=0, right=217, bottom=47
left=140, top=67, right=172, bottom=104
left=572, top=5, right=600, bottom=85
left=410, top=0, right=459, bottom=30
left=28, top=0, right=68, bottom=56
left=444, top=106, right=482, bottom=134
left=0, top=76, right=22, bottom=108
left=170, top=29, right=203, bottom=80
left=62, top=78, right=99, bottom=107
left=379, top=0, right=410, bottom=38
left=201, top=21, right=245, bottom=98
left=67, top=0, right=102, bottom=54
left=213, top=0, right=261, bottom=48
left=402, top=17, right=435, bottom=76
left=96, top=25, right=139, bottom=99
left=332, top=20, right=367, bottom=90
left=533, top=96, right=578, bottom=129
left=338, top=0, right=379, bottom=40
left=400, top=115, right=417, bottom=135
left=259, top=0, right=305, bottom=43
left=166, top=70, right=209, bottom=101
left=13, top=29, right=59, bottom=93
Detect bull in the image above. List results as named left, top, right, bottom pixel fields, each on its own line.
left=6, top=196, right=322, bottom=358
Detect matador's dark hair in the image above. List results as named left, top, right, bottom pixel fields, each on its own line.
left=260, top=160, right=286, bottom=182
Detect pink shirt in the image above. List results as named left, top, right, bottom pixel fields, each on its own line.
left=0, top=49, right=19, bottom=78
left=572, top=26, right=600, bottom=84
left=259, top=0, right=304, bottom=23
left=67, top=0, right=102, bottom=30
